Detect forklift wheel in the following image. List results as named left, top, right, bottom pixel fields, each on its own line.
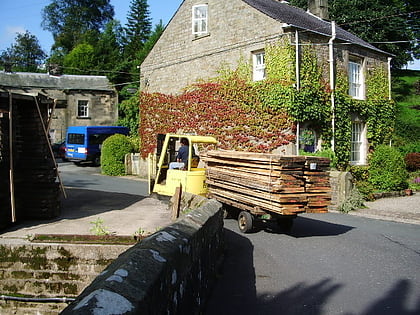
left=238, top=211, right=253, bottom=233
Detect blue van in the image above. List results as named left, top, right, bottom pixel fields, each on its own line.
left=65, top=126, right=129, bottom=166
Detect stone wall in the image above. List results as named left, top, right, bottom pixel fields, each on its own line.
left=0, top=241, right=130, bottom=314
left=61, top=198, right=223, bottom=314
left=329, top=171, right=354, bottom=211
left=140, top=0, right=286, bottom=94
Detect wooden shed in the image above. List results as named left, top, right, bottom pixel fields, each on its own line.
left=0, top=92, right=62, bottom=230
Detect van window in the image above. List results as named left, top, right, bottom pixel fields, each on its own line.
left=68, top=133, right=85, bottom=145
left=89, top=134, right=112, bottom=145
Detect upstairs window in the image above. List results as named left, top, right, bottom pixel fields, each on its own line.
left=253, top=51, right=266, bottom=81
left=192, top=5, right=208, bottom=36
left=349, top=58, right=364, bottom=99
left=77, top=100, right=89, bottom=118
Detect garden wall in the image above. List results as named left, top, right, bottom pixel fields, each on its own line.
left=61, top=198, right=223, bottom=314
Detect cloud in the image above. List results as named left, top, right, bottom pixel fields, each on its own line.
left=0, top=25, right=26, bottom=50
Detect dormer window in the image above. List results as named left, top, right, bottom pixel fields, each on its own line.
left=192, top=5, right=208, bottom=36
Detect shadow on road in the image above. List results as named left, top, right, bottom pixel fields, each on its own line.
left=60, top=188, right=144, bottom=219
left=205, top=228, right=257, bottom=314
left=1, top=188, right=144, bottom=233
left=361, top=279, right=420, bottom=315
left=251, top=216, right=354, bottom=238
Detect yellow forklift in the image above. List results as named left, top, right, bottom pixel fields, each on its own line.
left=148, top=134, right=218, bottom=197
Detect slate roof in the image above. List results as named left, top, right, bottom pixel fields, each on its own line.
left=0, top=72, right=114, bottom=91
left=243, top=0, right=390, bottom=55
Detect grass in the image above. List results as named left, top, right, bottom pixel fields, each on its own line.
left=392, top=69, right=420, bottom=146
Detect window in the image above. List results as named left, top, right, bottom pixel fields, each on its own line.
left=350, top=121, right=367, bottom=165
left=192, top=5, right=208, bottom=36
left=77, top=100, right=89, bottom=118
left=348, top=59, right=364, bottom=99
left=68, top=133, right=85, bottom=145
left=253, top=51, right=266, bottom=81
left=299, top=128, right=317, bottom=153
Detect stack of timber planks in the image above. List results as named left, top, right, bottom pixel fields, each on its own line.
left=203, top=150, right=331, bottom=216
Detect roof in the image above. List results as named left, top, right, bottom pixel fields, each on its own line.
left=0, top=72, right=115, bottom=91
left=242, top=0, right=390, bottom=55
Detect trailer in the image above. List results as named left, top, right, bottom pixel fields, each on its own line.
left=149, top=134, right=331, bottom=233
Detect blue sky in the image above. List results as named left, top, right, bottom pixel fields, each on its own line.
left=0, top=0, right=183, bottom=52
left=0, top=0, right=418, bottom=70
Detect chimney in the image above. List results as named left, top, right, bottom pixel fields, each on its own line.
left=308, top=0, right=329, bottom=20
left=4, top=63, right=13, bottom=73
left=48, top=63, right=63, bottom=76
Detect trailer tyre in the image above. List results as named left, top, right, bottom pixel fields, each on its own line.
left=238, top=211, right=253, bottom=233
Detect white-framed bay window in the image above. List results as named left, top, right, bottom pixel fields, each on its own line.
left=77, top=100, right=89, bottom=118
left=348, top=57, right=365, bottom=99
left=350, top=118, right=367, bottom=165
left=253, top=51, right=266, bottom=81
left=192, top=4, right=208, bottom=36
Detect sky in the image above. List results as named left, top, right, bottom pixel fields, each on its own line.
left=0, top=0, right=183, bottom=52
left=0, top=0, right=419, bottom=70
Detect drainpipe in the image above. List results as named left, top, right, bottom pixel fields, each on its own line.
left=8, top=92, right=16, bottom=223
left=295, top=29, right=301, bottom=155
left=329, top=21, right=336, bottom=152
left=387, top=57, right=392, bottom=100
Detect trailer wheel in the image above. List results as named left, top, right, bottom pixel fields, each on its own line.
left=238, top=211, right=253, bottom=233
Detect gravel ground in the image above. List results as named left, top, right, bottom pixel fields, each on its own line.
left=349, top=192, right=420, bottom=225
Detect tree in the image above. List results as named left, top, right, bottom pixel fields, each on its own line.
left=63, top=43, right=95, bottom=74
left=289, top=0, right=420, bottom=68
left=0, top=31, right=46, bottom=72
left=123, top=0, right=152, bottom=58
left=94, top=21, right=124, bottom=79
left=42, top=0, right=114, bottom=53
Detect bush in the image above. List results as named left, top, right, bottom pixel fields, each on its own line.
left=368, top=145, right=408, bottom=191
left=101, top=134, right=133, bottom=176
left=405, top=152, right=420, bottom=171
left=338, top=188, right=365, bottom=213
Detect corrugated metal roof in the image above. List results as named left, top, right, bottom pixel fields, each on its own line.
left=242, top=0, right=390, bottom=55
left=0, top=72, right=114, bottom=91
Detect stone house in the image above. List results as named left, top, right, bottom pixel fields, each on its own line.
left=0, top=71, right=119, bottom=143
left=140, top=0, right=393, bottom=166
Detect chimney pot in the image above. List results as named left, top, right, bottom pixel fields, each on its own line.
left=308, top=0, right=329, bottom=20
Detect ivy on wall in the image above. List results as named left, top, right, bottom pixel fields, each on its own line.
left=139, top=39, right=395, bottom=170
left=139, top=80, right=294, bottom=158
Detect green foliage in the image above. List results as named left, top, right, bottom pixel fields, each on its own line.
left=118, top=92, right=140, bottom=135
left=265, top=39, right=295, bottom=83
left=408, top=172, right=420, bottom=191
left=63, top=43, right=95, bottom=74
left=0, top=31, right=46, bottom=72
left=101, top=134, right=133, bottom=176
left=338, top=188, right=365, bottom=213
left=392, top=70, right=420, bottom=147
left=89, top=218, right=110, bottom=236
left=368, top=145, right=408, bottom=191
left=290, top=0, right=420, bottom=69
left=123, top=0, right=152, bottom=57
left=41, top=0, right=114, bottom=52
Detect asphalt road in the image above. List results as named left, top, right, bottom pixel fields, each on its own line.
left=58, top=160, right=148, bottom=195
left=58, top=161, right=420, bottom=314
left=205, top=214, right=420, bottom=315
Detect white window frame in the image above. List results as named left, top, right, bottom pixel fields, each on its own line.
left=77, top=100, right=89, bottom=118
left=348, top=58, right=365, bottom=99
left=253, top=51, right=266, bottom=81
left=350, top=119, right=367, bottom=165
left=192, top=4, right=208, bottom=36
